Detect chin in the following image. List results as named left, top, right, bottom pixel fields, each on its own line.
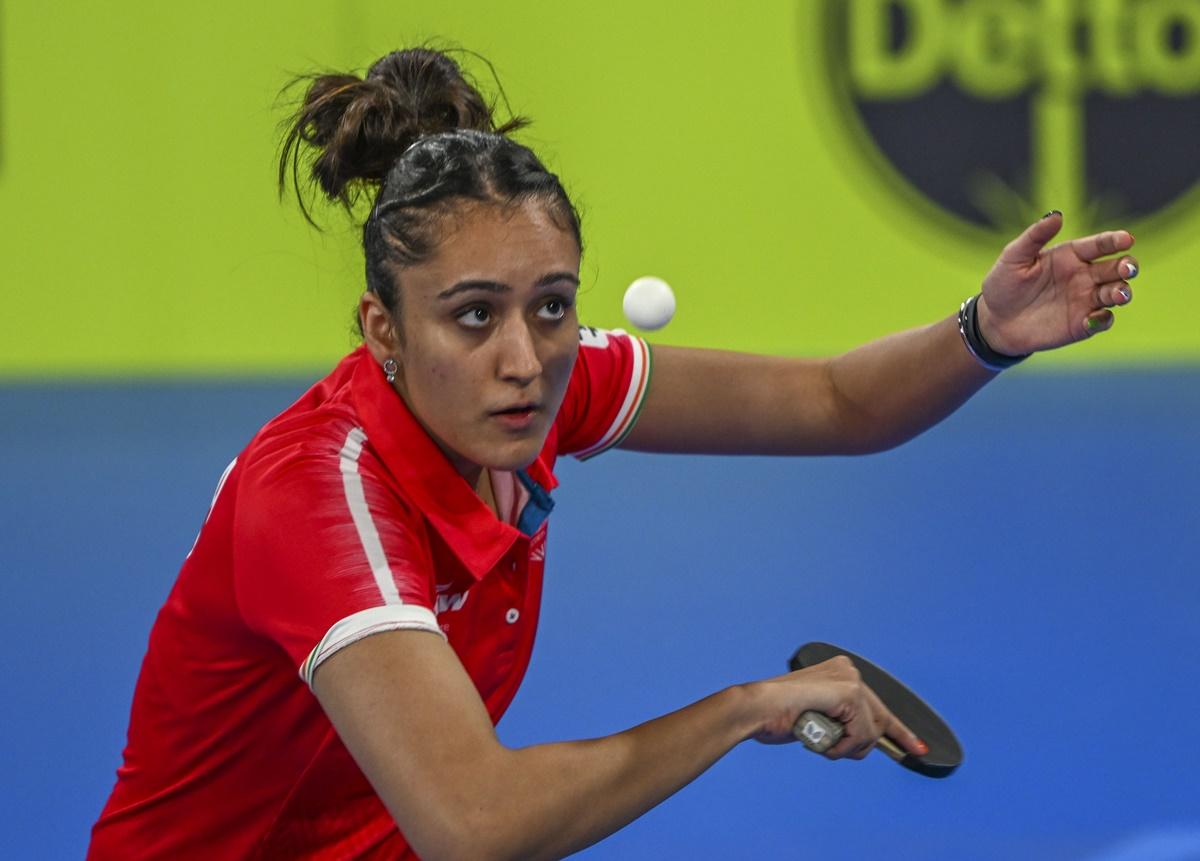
left=488, top=449, right=541, bottom=473
left=480, top=437, right=546, bottom=473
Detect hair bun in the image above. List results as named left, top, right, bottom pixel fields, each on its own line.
left=279, top=48, right=499, bottom=219
left=366, top=49, right=495, bottom=140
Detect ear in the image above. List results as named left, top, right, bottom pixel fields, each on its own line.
left=359, top=292, right=399, bottom=364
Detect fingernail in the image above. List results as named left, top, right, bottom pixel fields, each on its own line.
left=1119, top=287, right=1131, bottom=303
left=1085, top=317, right=1102, bottom=333
left=1042, top=209, right=1062, bottom=219
left=916, top=740, right=929, bottom=755
left=1124, top=262, right=1139, bottom=279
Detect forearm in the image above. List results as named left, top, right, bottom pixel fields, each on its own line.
left=825, top=312, right=996, bottom=453
left=320, top=633, right=926, bottom=860
left=319, top=633, right=766, bottom=861
left=624, top=315, right=995, bottom=457
left=450, top=686, right=757, bottom=861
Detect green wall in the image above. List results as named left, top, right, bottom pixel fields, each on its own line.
left=2, top=1, right=1197, bottom=377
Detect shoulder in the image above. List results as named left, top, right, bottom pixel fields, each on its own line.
left=238, top=350, right=392, bottom=491
left=227, top=364, right=426, bottom=549
left=558, top=326, right=652, bottom=459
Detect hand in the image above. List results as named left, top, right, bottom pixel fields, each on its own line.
left=976, top=212, right=1138, bottom=356
left=749, top=656, right=926, bottom=760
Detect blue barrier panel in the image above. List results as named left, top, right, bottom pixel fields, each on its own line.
left=2, top=369, right=1197, bottom=859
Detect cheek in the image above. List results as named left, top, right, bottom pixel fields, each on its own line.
left=546, top=341, right=579, bottom=394
left=417, top=365, right=470, bottom=424
left=428, top=362, right=452, bottom=384
left=403, top=331, right=459, bottom=390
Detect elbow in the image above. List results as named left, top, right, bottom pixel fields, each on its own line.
left=415, top=835, right=504, bottom=861
left=400, top=788, right=564, bottom=861
left=417, top=825, right=559, bottom=861
left=407, top=821, right=506, bottom=861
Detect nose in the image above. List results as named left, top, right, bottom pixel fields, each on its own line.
left=497, top=318, right=542, bottom=386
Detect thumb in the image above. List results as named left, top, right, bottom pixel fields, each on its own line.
left=1003, top=210, right=1063, bottom=264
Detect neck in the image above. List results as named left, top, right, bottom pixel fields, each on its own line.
left=474, top=467, right=497, bottom=517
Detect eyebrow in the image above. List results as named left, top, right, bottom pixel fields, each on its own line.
left=437, top=271, right=580, bottom=301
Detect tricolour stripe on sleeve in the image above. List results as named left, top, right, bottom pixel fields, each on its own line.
left=300, top=605, right=443, bottom=687
left=575, top=335, right=652, bottom=461
left=339, top=427, right=402, bottom=606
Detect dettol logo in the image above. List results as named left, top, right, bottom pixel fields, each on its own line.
left=814, top=0, right=1200, bottom=239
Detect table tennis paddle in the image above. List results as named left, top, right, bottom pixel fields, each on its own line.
left=789, top=642, right=963, bottom=778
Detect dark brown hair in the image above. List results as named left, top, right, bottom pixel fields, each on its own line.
left=278, top=48, right=582, bottom=330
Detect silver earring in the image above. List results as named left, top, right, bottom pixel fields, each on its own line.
left=382, top=357, right=398, bottom=384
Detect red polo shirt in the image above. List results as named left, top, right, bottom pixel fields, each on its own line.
left=89, top=327, right=651, bottom=860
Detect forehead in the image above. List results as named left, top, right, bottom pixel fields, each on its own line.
left=412, top=200, right=580, bottom=286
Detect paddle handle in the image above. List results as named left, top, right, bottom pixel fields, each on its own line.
left=793, top=711, right=905, bottom=761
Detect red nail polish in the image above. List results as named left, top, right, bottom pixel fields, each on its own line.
left=916, top=740, right=929, bottom=756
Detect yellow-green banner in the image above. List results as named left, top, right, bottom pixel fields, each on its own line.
left=2, top=0, right=1197, bottom=377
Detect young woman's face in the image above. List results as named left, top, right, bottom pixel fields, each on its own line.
left=386, top=200, right=581, bottom=482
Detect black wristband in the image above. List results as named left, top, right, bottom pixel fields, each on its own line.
left=957, top=294, right=1030, bottom=371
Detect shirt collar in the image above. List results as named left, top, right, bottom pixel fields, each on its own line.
left=349, top=347, right=558, bottom=581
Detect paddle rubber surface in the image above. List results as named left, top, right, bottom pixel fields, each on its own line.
left=789, top=642, right=963, bottom=778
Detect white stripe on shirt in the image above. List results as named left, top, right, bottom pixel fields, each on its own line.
left=339, top=427, right=402, bottom=605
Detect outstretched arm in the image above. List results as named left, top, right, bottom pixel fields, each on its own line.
left=314, top=631, right=922, bottom=861
left=622, top=214, right=1137, bottom=456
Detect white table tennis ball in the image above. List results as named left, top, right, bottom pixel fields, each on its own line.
left=622, top=276, right=676, bottom=331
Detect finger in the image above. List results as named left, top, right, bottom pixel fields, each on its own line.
left=875, top=701, right=928, bottom=757
left=1083, top=309, right=1116, bottom=338
left=1100, top=282, right=1133, bottom=307
left=1070, top=229, right=1135, bottom=262
left=826, top=688, right=889, bottom=760
left=1089, top=256, right=1139, bottom=286
left=1003, top=211, right=1064, bottom=263
left=826, top=733, right=869, bottom=760
left=848, top=741, right=876, bottom=761
left=823, top=697, right=879, bottom=760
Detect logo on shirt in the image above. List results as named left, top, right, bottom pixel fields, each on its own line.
left=435, top=582, right=469, bottom=614
left=578, top=326, right=614, bottom=349
left=529, top=525, right=547, bottom=562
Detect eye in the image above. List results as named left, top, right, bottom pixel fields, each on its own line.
left=536, top=297, right=572, bottom=322
left=456, top=306, right=491, bottom=329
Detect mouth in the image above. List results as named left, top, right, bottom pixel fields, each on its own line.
left=490, top=402, right=541, bottom=430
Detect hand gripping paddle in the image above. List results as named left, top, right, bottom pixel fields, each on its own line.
left=789, top=642, right=963, bottom=778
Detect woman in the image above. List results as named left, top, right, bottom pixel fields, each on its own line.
left=90, top=48, right=1138, bottom=860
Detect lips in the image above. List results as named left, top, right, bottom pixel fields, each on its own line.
left=490, top=402, right=540, bottom=430
left=492, top=401, right=537, bottom=415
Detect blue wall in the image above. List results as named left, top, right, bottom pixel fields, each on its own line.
left=3, top=368, right=1198, bottom=859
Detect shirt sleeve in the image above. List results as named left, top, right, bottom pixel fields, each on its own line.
left=233, top=418, right=444, bottom=688
left=556, top=326, right=652, bottom=460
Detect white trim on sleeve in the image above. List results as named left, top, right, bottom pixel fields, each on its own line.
left=296, top=427, right=444, bottom=688
left=300, top=604, right=443, bottom=687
